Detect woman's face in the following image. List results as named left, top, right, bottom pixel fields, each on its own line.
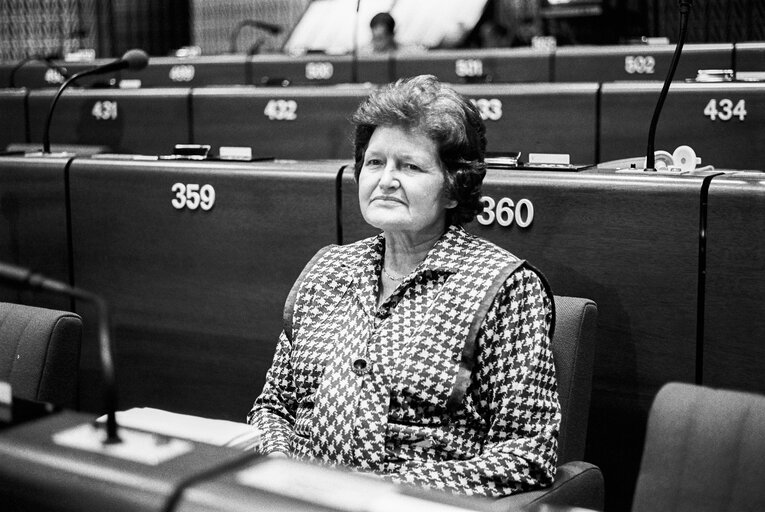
left=358, top=125, right=456, bottom=238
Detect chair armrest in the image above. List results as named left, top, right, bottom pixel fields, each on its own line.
left=478, top=461, right=604, bottom=512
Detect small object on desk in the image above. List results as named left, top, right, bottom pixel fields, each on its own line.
left=97, top=407, right=261, bottom=450
left=219, top=146, right=253, bottom=161
left=159, top=143, right=212, bottom=160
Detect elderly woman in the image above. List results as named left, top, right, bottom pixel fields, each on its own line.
left=248, top=75, right=559, bottom=497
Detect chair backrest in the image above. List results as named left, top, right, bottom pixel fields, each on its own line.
left=0, top=302, right=82, bottom=408
left=551, top=295, right=598, bottom=463
left=632, top=382, right=765, bottom=512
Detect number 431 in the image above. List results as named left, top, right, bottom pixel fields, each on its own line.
left=703, top=99, right=747, bottom=121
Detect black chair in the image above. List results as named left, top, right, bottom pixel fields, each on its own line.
left=534, top=382, right=765, bottom=512
left=487, top=295, right=603, bottom=512
left=0, top=302, right=82, bottom=408
left=631, top=382, right=765, bottom=512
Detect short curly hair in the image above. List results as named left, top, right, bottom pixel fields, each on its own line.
left=351, top=74, right=487, bottom=226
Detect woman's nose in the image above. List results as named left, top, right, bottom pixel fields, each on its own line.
left=378, top=164, right=399, bottom=189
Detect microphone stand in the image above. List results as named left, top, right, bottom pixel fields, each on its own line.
left=42, top=68, right=100, bottom=154
left=1, top=265, right=120, bottom=443
left=644, top=0, right=693, bottom=171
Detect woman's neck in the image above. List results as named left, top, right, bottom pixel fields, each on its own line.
left=383, top=229, right=444, bottom=277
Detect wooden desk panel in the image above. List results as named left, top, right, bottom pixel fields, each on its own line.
left=27, top=88, right=191, bottom=155
left=0, top=156, right=72, bottom=311
left=600, top=82, right=765, bottom=170
left=0, top=89, right=27, bottom=150
left=392, top=48, right=552, bottom=84
left=192, top=86, right=371, bottom=159
left=704, top=172, right=765, bottom=393
left=246, top=54, right=354, bottom=86
left=453, top=83, right=599, bottom=164
left=555, top=43, right=733, bottom=82
left=735, top=42, right=765, bottom=72
left=120, top=55, right=248, bottom=87
left=68, top=159, right=341, bottom=420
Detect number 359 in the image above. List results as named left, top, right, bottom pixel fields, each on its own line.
left=171, top=183, right=215, bottom=211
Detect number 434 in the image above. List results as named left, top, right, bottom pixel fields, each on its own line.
left=703, top=99, right=747, bottom=121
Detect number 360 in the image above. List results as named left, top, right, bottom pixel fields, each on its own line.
left=476, top=196, right=534, bottom=227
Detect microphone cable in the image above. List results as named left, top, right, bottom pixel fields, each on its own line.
left=645, top=0, right=693, bottom=171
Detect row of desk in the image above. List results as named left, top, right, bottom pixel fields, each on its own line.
left=1, top=154, right=764, bottom=510
left=2, top=43, right=764, bottom=89
left=2, top=80, right=765, bottom=170
left=1, top=411, right=480, bottom=512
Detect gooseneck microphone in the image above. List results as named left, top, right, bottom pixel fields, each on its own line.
left=644, top=0, right=693, bottom=171
left=42, top=48, right=149, bottom=154
left=0, top=262, right=121, bottom=443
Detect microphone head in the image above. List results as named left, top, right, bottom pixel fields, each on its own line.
left=121, top=49, right=149, bottom=71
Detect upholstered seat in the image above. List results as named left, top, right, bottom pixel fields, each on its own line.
left=631, top=382, right=765, bottom=512
left=0, top=302, right=82, bottom=408
left=485, top=295, right=604, bottom=512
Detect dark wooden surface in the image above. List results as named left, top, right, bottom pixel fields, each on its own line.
left=554, top=43, right=733, bottom=82
left=0, top=156, right=72, bottom=311
left=734, top=42, right=765, bottom=72
left=454, top=83, right=599, bottom=164
left=27, top=88, right=191, bottom=155
left=191, top=85, right=371, bottom=159
left=68, top=158, right=341, bottom=420
left=121, top=55, right=249, bottom=87
left=393, top=48, right=552, bottom=84
left=0, top=89, right=27, bottom=150
left=246, top=54, right=354, bottom=86
left=704, top=171, right=765, bottom=393
left=600, top=82, right=765, bottom=170
left=0, top=60, right=121, bottom=90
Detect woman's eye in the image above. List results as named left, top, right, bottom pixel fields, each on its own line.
left=405, top=163, right=422, bottom=172
left=365, top=158, right=382, bottom=167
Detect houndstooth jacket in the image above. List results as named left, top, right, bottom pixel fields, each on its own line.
left=248, top=225, right=560, bottom=497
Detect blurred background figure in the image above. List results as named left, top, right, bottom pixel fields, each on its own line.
left=369, top=12, right=398, bottom=53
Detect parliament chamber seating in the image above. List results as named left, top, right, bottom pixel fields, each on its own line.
left=2, top=39, right=765, bottom=512
left=1, top=153, right=765, bottom=511
left=1, top=42, right=758, bottom=91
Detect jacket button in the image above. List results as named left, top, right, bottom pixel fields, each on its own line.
left=352, top=357, right=368, bottom=375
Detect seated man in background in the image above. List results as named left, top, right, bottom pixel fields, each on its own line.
left=369, top=12, right=398, bottom=53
